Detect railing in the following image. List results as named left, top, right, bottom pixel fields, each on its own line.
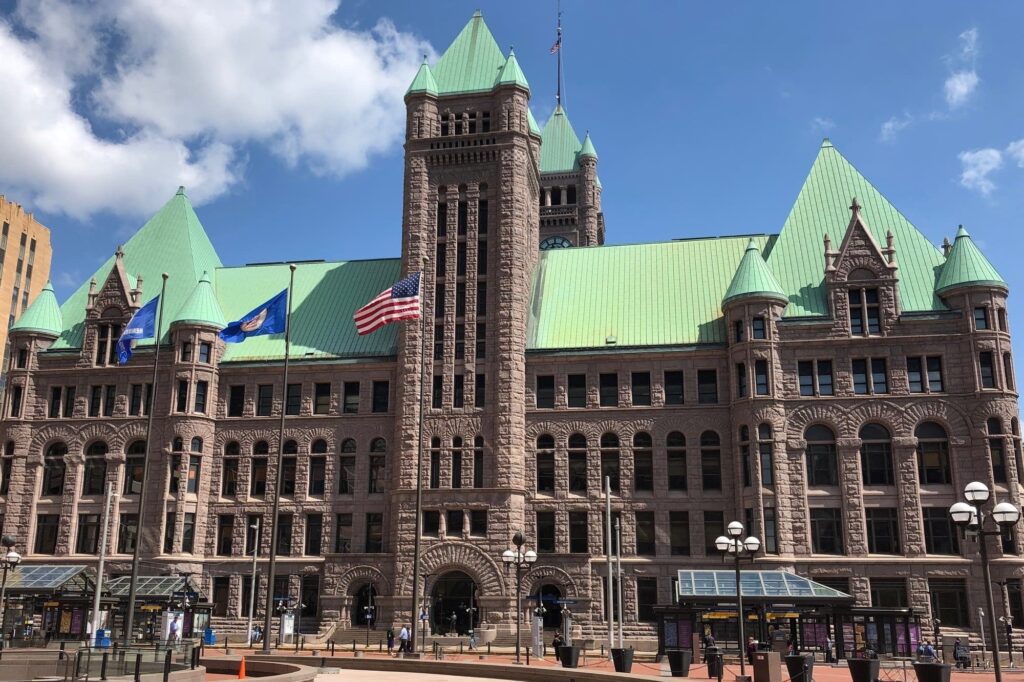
left=69, top=641, right=198, bottom=682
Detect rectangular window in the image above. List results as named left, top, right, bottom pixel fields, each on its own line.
left=664, top=371, right=684, bottom=405
left=476, top=281, right=487, bottom=315
left=866, top=507, right=901, bottom=554
left=222, top=459, right=238, bottom=496
left=457, top=200, right=467, bottom=235
left=631, top=372, right=651, bottom=406
left=697, top=370, right=718, bottom=404
left=923, top=507, right=959, bottom=554
left=457, top=241, right=467, bottom=276
left=164, top=513, right=176, bottom=551
left=536, top=375, right=555, bottom=409
left=432, top=376, right=443, bottom=409
left=194, top=380, right=208, bottom=413
left=929, top=579, right=969, bottom=627
left=567, top=374, right=587, bottom=408
left=309, top=456, right=326, bottom=495
left=447, top=509, right=464, bottom=536
left=423, top=510, right=440, bottom=537
left=101, top=384, right=114, bottom=417
left=478, top=199, right=488, bottom=233
left=637, top=577, right=659, bottom=622
left=35, top=514, right=60, bottom=554
left=975, top=307, right=990, bottom=330
left=636, top=511, right=656, bottom=555
left=702, top=511, right=723, bottom=555
left=870, top=579, right=908, bottom=608
left=452, top=449, right=462, bottom=488
left=365, top=513, right=383, bottom=553
left=63, top=386, right=76, bottom=418
left=182, top=513, right=196, bottom=553
left=473, top=447, right=484, bottom=488
left=118, top=514, right=138, bottom=553
left=670, top=511, right=690, bottom=555
left=849, top=288, right=881, bottom=335
left=49, top=386, right=61, bottom=418
left=9, top=386, right=23, bottom=418
left=736, top=363, right=748, bottom=397
left=129, top=384, right=143, bottom=416
left=755, top=360, right=770, bottom=395
left=634, top=450, right=654, bottom=491
left=76, top=514, right=100, bottom=554
left=599, top=373, right=618, bottom=407
left=536, top=452, right=555, bottom=492
left=343, top=382, right=360, bottom=413
left=872, top=358, right=889, bottom=393
left=476, top=322, right=486, bottom=359
left=668, top=446, right=687, bottom=490
left=906, top=357, right=925, bottom=393
left=338, top=456, right=355, bottom=494
left=175, top=380, right=188, bottom=412
left=434, top=324, right=444, bottom=360
left=334, top=513, right=352, bottom=553
left=752, top=316, right=767, bottom=339
left=228, top=385, right=245, bottom=416
left=276, top=513, right=293, bottom=555
left=734, top=320, right=745, bottom=343
left=436, top=202, right=447, bottom=236
left=810, top=508, right=844, bottom=554
left=198, top=342, right=211, bottom=363
left=285, top=383, right=301, bottom=415
left=1004, top=353, right=1015, bottom=391
left=124, top=456, right=144, bottom=495
left=187, top=455, right=201, bottom=493
left=372, top=381, right=390, bottom=413
left=311, top=383, right=330, bottom=414
left=455, top=282, right=466, bottom=317
left=368, top=456, right=385, bottom=493
left=251, top=458, right=268, bottom=495
left=217, top=515, right=234, bottom=556
left=701, top=448, right=721, bottom=491
left=453, top=374, right=464, bottom=408
left=475, top=374, right=485, bottom=408
left=852, top=359, right=868, bottom=394
left=763, top=507, right=778, bottom=553
left=168, top=455, right=181, bottom=493
left=257, top=385, right=273, bottom=416
left=568, top=451, right=587, bottom=492
left=569, top=511, right=588, bottom=553
left=180, top=342, right=192, bottom=363
left=281, top=457, right=297, bottom=495
left=470, top=510, right=487, bottom=536
left=601, top=449, right=620, bottom=493
left=305, top=513, right=323, bottom=555
left=759, top=441, right=774, bottom=486
left=980, top=351, right=997, bottom=388
left=537, top=512, right=556, bottom=552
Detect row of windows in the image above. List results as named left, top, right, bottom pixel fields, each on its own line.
left=534, top=371, right=698, bottom=408
left=428, top=436, right=485, bottom=489
left=438, top=111, right=490, bottom=137
left=38, top=383, right=152, bottom=420
left=431, top=374, right=486, bottom=409
left=225, top=381, right=389, bottom=417
left=421, top=509, right=488, bottom=537
left=974, top=306, right=1009, bottom=333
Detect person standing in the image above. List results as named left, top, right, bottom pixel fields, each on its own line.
left=398, top=624, right=410, bottom=653
left=386, top=627, right=395, bottom=655
left=824, top=634, right=834, bottom=663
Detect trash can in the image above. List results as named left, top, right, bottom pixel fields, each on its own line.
left=202, top=628, right=216, bottom=646
left=847, top=657, right=879, bottom=682
left=612, top=647, right=634, bottom=673
left=94, top=629, right=111, bottom=649
left=913, top=662, right=951, bottom=682
left=752, top=651, right=782, bottom=682
left=785, top=653, right=814, bottom=682
left=668, top=649, right=693, bottom=677
left=706, top=646, right=723, bottom=679
left=560, top=644, right=581, bottom=668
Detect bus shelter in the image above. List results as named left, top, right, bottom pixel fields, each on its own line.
left=0, top=564, right=110, bottom=641
left=106, top=576, right=211, bottom=642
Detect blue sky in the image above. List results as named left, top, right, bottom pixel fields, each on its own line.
left=2, top=2, right=1024, bottom=340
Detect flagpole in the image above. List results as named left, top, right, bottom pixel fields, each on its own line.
left=263, top=263, right=296, bottom=653
left=124, top=272, right=168, bottom=644
left=409, top=263, right=428, bottom=654
left=555, top=2, right=563, bottom=106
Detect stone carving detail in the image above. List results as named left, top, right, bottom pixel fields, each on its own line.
left=401, top=542, right=506, bottom=597
left=335, top=565, right=392, bottom=596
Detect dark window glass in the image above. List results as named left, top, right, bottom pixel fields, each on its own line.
left=82, top=442, right=108, bottom=496
left=334, top=513, right=352, bottom=553
left=860, top=423, right=893, bottom=485
left=916, top=422, right=951, bottom=484
left=670, top=511, right=690, bottom=555
left=599, top=373, right=618, bottom=407
left=343, top=382, right=360, bottom=413
left=285, top=383, right=301, bottom=415
left=536, top=436, right=555, bottom=492
left=569, top=512, right=588, bottom=553
left=457, top=200, right=467, bottom=235
left=432, top=375, right=443, bottom=408
left=667, top=432, right=687, bottom=490
left=470, top=510, right=487, bottom=536
left=338, top=456, right=355, bottom=494
left=194, top=380, right=209, bottom=413
left=476, top=280, right=486, bottom=315
left=870, top=579, right=908, bottom=608
left=755, top=360, right=769, bottom=395
left=42, top=443, right=66, bottom=495
left=313, top=383, right=330, bottom=414
left=436, top=202, right=447, bottom=236
left=305, top=514, right=323, bottom=555
left=752, top=317, right=767, bottom=339
left=222, top=459, right=238, bottom=496
left=182, top=513, right=196, bottom=553
left=280, top=456, right=297, bottom=495
left=35, top=514, right=60, bottom=554
left=631, top=372, right=651, bottom=406
left=118, top=514, right=138, bottom=553
left=9, top=386, right=22, bottom=417
left=452, top=374, right=464, bottom=408
left=536, top=375, right=555, bottom=409
left=923, top=508, right=959, bottom=554
left=176, top=380, right=188, bottom=413
left=872, top=358, right=888, bottom=393
left=308, top=456, right=326, bottom=495
left=806, top=425, right=838, bottom=486
left=852, top=359, right=869, bottom=394
left=477, top=199, right=488, bottom=234
left=907, top=358, right=924, bottom=393
left=371, top=381, right=389, bottom=413
left=735, top=320, right=745, bottom=343
left=567, top=374, right=587, bottom=408
left=76, top=514, right=100, bottom=554
left=975, top=307, right=989, bottom=330
left=198, top=342, right=211, bottom=363
left=636, top=512, right=656, bottom=555
left=703, top=511, right=724, bottom=555
left=228, top=385, right=245, bottom=416
left=866, top=508, right=901, bottom=554
left=475, top=373, right=485, bottom=408
left=447, top=509, right=464, bottom=536
left=422, top=510, right=440, bottom=536
left=664, top=371, right=684, bottom=405
left=697, top=370, right=718, bottom=404
left=276, top=513, right=293, bottom=555
left=980, top=351, right=996, bottom=388
left=256, top=385, right=273, bottom=416
left=537, top=512, right=556, bottom=552
left=633, top=433, right=653, bottom=491
left=368, top=455, right=385, bottom=494
left=365, top=513, right=383, bottom=552
left=568, top=434, right=587, bottom=491
left=600, top=433, right=620, bottom=492
left=700, top=431, right=721, bottom=491
left=736, top=362, right=748, bottom=398
left=476, top=323, right=486, bottom=359
left=929, top=579, right=969, bottom=627
left=473, top=437, right=484, bottom=488
left=763, top=507, right=778, bottom=553
left=810, top=508, right=844, bottom=554
left=251, top=458, right=268, bottom=495
left=217, top=515, right=234, bottom=556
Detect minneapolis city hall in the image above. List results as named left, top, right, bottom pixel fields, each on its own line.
left=0, top=12, right=1020, bottom=647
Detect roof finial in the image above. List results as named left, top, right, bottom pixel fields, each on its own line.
left=942, top=237, right=952, bottom=257
left=849, top=197, right=861, bottom=216
left=115, top=244, right=125, bottom=260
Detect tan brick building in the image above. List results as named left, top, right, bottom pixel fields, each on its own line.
left=0, top=196, right=52, bottom=380
left=0, top=12, right=1019, bottom=650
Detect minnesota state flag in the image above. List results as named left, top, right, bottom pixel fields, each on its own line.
left=220, top=290, right=288, bottom=343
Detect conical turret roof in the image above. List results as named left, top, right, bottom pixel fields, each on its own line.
left=172, top=271, right=227, bottom=329
left=432, top=11, right=506, bottom=95
left=10, top=281, right=62, bottom=337
left=406, top=57, right=438, bottom=96
left=935, top=226, right=1007, bottom=294
left=723, top=239, right=788, bottom=305
left=496, top=49, right=529, bottom=90
left=540, top=105, right=582, bottom=173
left=579, top=132, right=597, bottom=159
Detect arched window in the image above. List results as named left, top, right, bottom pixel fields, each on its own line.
left=700, top=431, right=721, bottom=490
left=190, top=437, right=203, bottom=453
left=124, top=441, right=146, bottom=495
left=805, top=425, right=838, bottom=486
left=600, top=433, right=620, bottom=492
left=42, top=442, right=67, bottom=496
left=916, top=422, right=951, bottom=485
left=368, top=442, right=385, bottom=494
left=311, top=439, right=328, bottom=454
left=667, top=432, right=686, bottom=490
left=988, top=417, right=1007, bottom=483
left=283, top=439, right=298, bottom=455
left=172, top=437, right=183, bottom=452
left=429, top=437, right=441, bottom=489
left=253, top=441, right=269, bottom=455
left=452, top=437, right=463, bottom=489
left=860, top=424, right=893, bottom=486
left=568, top=434, right=587, bottom=492
left=341, top=439, right=357, bottom=453
left=224, top=441, right=240, bottom=457
left=633, top=433, right=653, bottom=492
left=757, top=424, right=774, bottom=487
left=536, top=435, right=555, bottom=493
left=473, top=436, right=484, bottom=488
left=82, top=441, right=108, bottom=495
left=127, top=441, right=146, bottom=455
left=370, top=438, right=387, bottom=453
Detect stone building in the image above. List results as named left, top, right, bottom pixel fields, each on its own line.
left=0, top=11, right=1020, bottom=644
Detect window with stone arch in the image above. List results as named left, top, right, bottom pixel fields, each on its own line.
left=568, top=434, right=587, bottom=492
left=600, top=433, right=620, bottom=493
left=633, top=432, right=653, bottom=492
left=805, top=425, right=838, bottom=486
left=311, top=439, right=328, bottom=454
left=915, top=421, right=951, bottom=485
left=42, top=442, right=67, bottom=496
left=190, top=437, right=203, bottom=453
left=82, top=441, right=108, bottom=496
left=283, top=439, right=298, bottom=455
left=341, top=439, right=357, bottom=454
left=536, top=435, right=555, bottom=493
left=253, top=440, right=270, bottom=455
left=224, top=441, right=240, bottom=456
left=700, top=431, right=721, bottom=490
left=847, top=272, right=881, bottom=337
left=172, top=437, right=184, bottom=452
left=987, top=417, right=1008, bottom=484
left=451, top=436, right=463, bottom=489
left=859, top=423, right=894, bottom=486
left=757, top=424, right=774, bottom=487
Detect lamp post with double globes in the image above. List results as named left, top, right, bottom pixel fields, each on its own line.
left=715, top=521, right=761, bottom=682
left=0, top=536, right=21, bottom=648
left=948, top=481, right=1021, bottom=682
left=502, top=531, right=537, bottom=665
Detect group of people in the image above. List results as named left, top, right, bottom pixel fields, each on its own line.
left=249, top=624, right=264, bottom=644
left=385, top=624, right=412, bottom=655
left=917, top=637, right=971, bottom=668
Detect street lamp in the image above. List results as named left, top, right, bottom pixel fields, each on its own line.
left=948, top=482, right=1021, bottom=682
left=715, top=521, right=761, bottom=681
left=0, top=536, right=21, bottom=649
left=502, top=531, right=537, bottom=664
left=245, top=518, right=260, bottom=647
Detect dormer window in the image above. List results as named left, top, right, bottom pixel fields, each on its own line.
left=848, top=287, right=880, bottom=335
left=94, top=310, right=124, bottom=366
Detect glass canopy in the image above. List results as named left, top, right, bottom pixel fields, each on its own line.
left=676, top=570, right=852, bottom=601
left=5, top=565, right=95, bottom=593
left=106, top=575, right=205, bottom=599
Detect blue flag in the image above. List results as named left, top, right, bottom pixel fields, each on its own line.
left=116, top=296, right=160, bottom=365
left=220, top=289, right=288, bottom=343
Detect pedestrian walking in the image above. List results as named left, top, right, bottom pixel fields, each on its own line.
left=398, top=624, right=410, bottom=653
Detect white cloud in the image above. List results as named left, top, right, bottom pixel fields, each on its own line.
left=943, top=27, right=979, bottom=108
left=1006, top=139, right=1024, bottom=168
left=0, top=0, right=432, bottom=219
left=879, top=113, right=913, bottom=143
left=811, top=117, right=835, bottom=134
left=944, top=71, right=979, bottom=108
left=957, top=148, right=1002, bottom=195
left=958, top=27, right=978, bottom=62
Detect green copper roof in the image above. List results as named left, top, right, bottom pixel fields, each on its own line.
left=540, top=105, right=582, bottom=173
left=766, top=139, right=946, bottom=317
left=935, top=226, right=1007, bottom=294
left=406, top=58, right=438, bottom=96
left=11, top=281, right=62, bottom=337
left=528, top=109, right=541, bottom=136
left=579, top=132, right=597, bottom=159
left=172, top=271, right=227, bottom=329
left=723, top=238, right=788, bottom=305
left=496, top=49, right=529, bottom=90
left=528, top=235, right=771, bottom=349
left=216, top=259, right=402, bottom=362
left=432, top=11, right=507, bottom=95
left=51, top=187, right=223, bottom=349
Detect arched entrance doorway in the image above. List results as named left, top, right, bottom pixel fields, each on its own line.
left=538, top=584, right=563, bottom=630
left=352, top=584, right=377, bottom=626
left=430, top=571, right=479, bottom=635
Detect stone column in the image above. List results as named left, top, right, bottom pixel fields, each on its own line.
left=893, top=437, right=925, bottom=556
left=838, top=438, right=867, bottom=556
left=780, top=438, right=810, bottom=555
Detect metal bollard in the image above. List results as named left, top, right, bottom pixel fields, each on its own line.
left=330, top=640, right=335, bottom=656
left=487, top=642, right=491, bottom=655
left=163, top=648, right=172, bottom=682
left=353, top=639, right=356, bottom=652
left=526, top=645, right=530, bottom=666
left=59, top=641, right=66, bottom=660
left=134, top=653, right=142, bottom=682
left=299, top=635, right=304, bottom=651
left=225, top=637, right=229, bottom=652
left=460, top=642, right=463, bottom=654
left=101, top=651, right=109, bottom=680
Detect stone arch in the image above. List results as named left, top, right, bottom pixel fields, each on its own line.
left=845, top=401, right=903, bottom=437
left=411, top=542, right=505, bottom=597
left=969, top=399, right=1020, bottom=437
left=522, top=565, right=580, bottom=598
left=117, top=421, right=150, bottom=450
left=785, top=405, right=845, bottom=439
left=425, top=417, right=483, bottom=441
left=336, top=565, right=391, bottom=597
left=899, top=400, right=971, bottom=438
left=29, top=425, right=77, bottom=465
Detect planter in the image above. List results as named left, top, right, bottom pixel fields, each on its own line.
left=785, top=653, right=814, bottom=682
left=560, top=644, right=581, bottom=669
left=847, top=657, right=879, bottom=682
left=913, top=662, right=951, bottom=682
left=667, top=649, right=692, bottom=677
left=611, top=647, right=634, bottom=673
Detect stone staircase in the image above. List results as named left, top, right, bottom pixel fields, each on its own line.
left=209, top=615, right=327, bottom=647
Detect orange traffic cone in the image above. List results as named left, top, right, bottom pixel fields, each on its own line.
left=238, top=656, right=246, bottom=680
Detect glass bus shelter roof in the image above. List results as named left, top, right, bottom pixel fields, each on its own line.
left=676, top=570, right=853, bottom=603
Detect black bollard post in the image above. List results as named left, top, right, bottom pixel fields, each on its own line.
left=460, top=641, right=463, bottom=654
left=526, top=645, right=530, bottom=666
left=353, top=639, right=356, bottom=652
left=379, top=639, right=382, bottom=652
left=299, top=635, right=304, bottom=651
left=59, top=641, right=66, bottom=660
left=134, top=653, right=142, bottom=682
left=101, top=651, right=109, bottom=680
left=163, top=648, right=172, bottom=682
left=225, top=637, right=229, bottom=653
left=330, top=640, right=335, bottom=656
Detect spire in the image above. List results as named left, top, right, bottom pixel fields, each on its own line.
left=11, top=281, right=63, bottom=337
left=579, top=132, right=597, bottom=159
left=172, top=270, right=227, bottom=329
left=406, top=55, right=438, bottom=96
left=496, top=48, right=530, bottom=91
left=723, top=239, right=788, bottom=306
left=431, top=11, right=506, bottom=94
left=540, top=105, right=582, bottom=173
left=935, top=225, right=1007, bottom=294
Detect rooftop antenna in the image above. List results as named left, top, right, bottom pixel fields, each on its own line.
left=552, top=0, right=563, bottom=106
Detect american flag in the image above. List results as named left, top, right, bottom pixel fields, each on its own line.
left=550, top=37, right=561, bottom=54
left=353, top=272, right=422, bottom=335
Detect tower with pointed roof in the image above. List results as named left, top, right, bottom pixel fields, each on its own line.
left=539, top=106, right=604, bottom=248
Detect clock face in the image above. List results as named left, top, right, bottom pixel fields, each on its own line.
left=540, top=236, right=573, bottom=250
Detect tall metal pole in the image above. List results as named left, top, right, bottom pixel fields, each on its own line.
left=614, top=518, right=623, bottom=648
left=0, top=563, right=9, bottom=646
left=555, top=2, right=563, bottom=106
left=245, top=517, right=260, bottom=646
left=125, top=273, right=168, bottom=644
left=409, top=266, right=428, bottom=654
left=263, top=264, right=296, bottom=653
left=90, top=480, right=116, bottom=638
left=604, top=476, right=614, bottom=656
left=515, top=564, right=523, bottom=664
left=976, top=509, right=1004, bottom=682
left=736, top=547, right=747, bottom=679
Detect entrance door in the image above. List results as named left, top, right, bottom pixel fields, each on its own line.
left=539, top=584, right=563, bottom=630
left=431, top=571, right=479, bottom=635
left=213, top=577, right=230, bottom=617
left=301, top=575, right=319, bottom=618
left=353, top=584, right=377, bottom=626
